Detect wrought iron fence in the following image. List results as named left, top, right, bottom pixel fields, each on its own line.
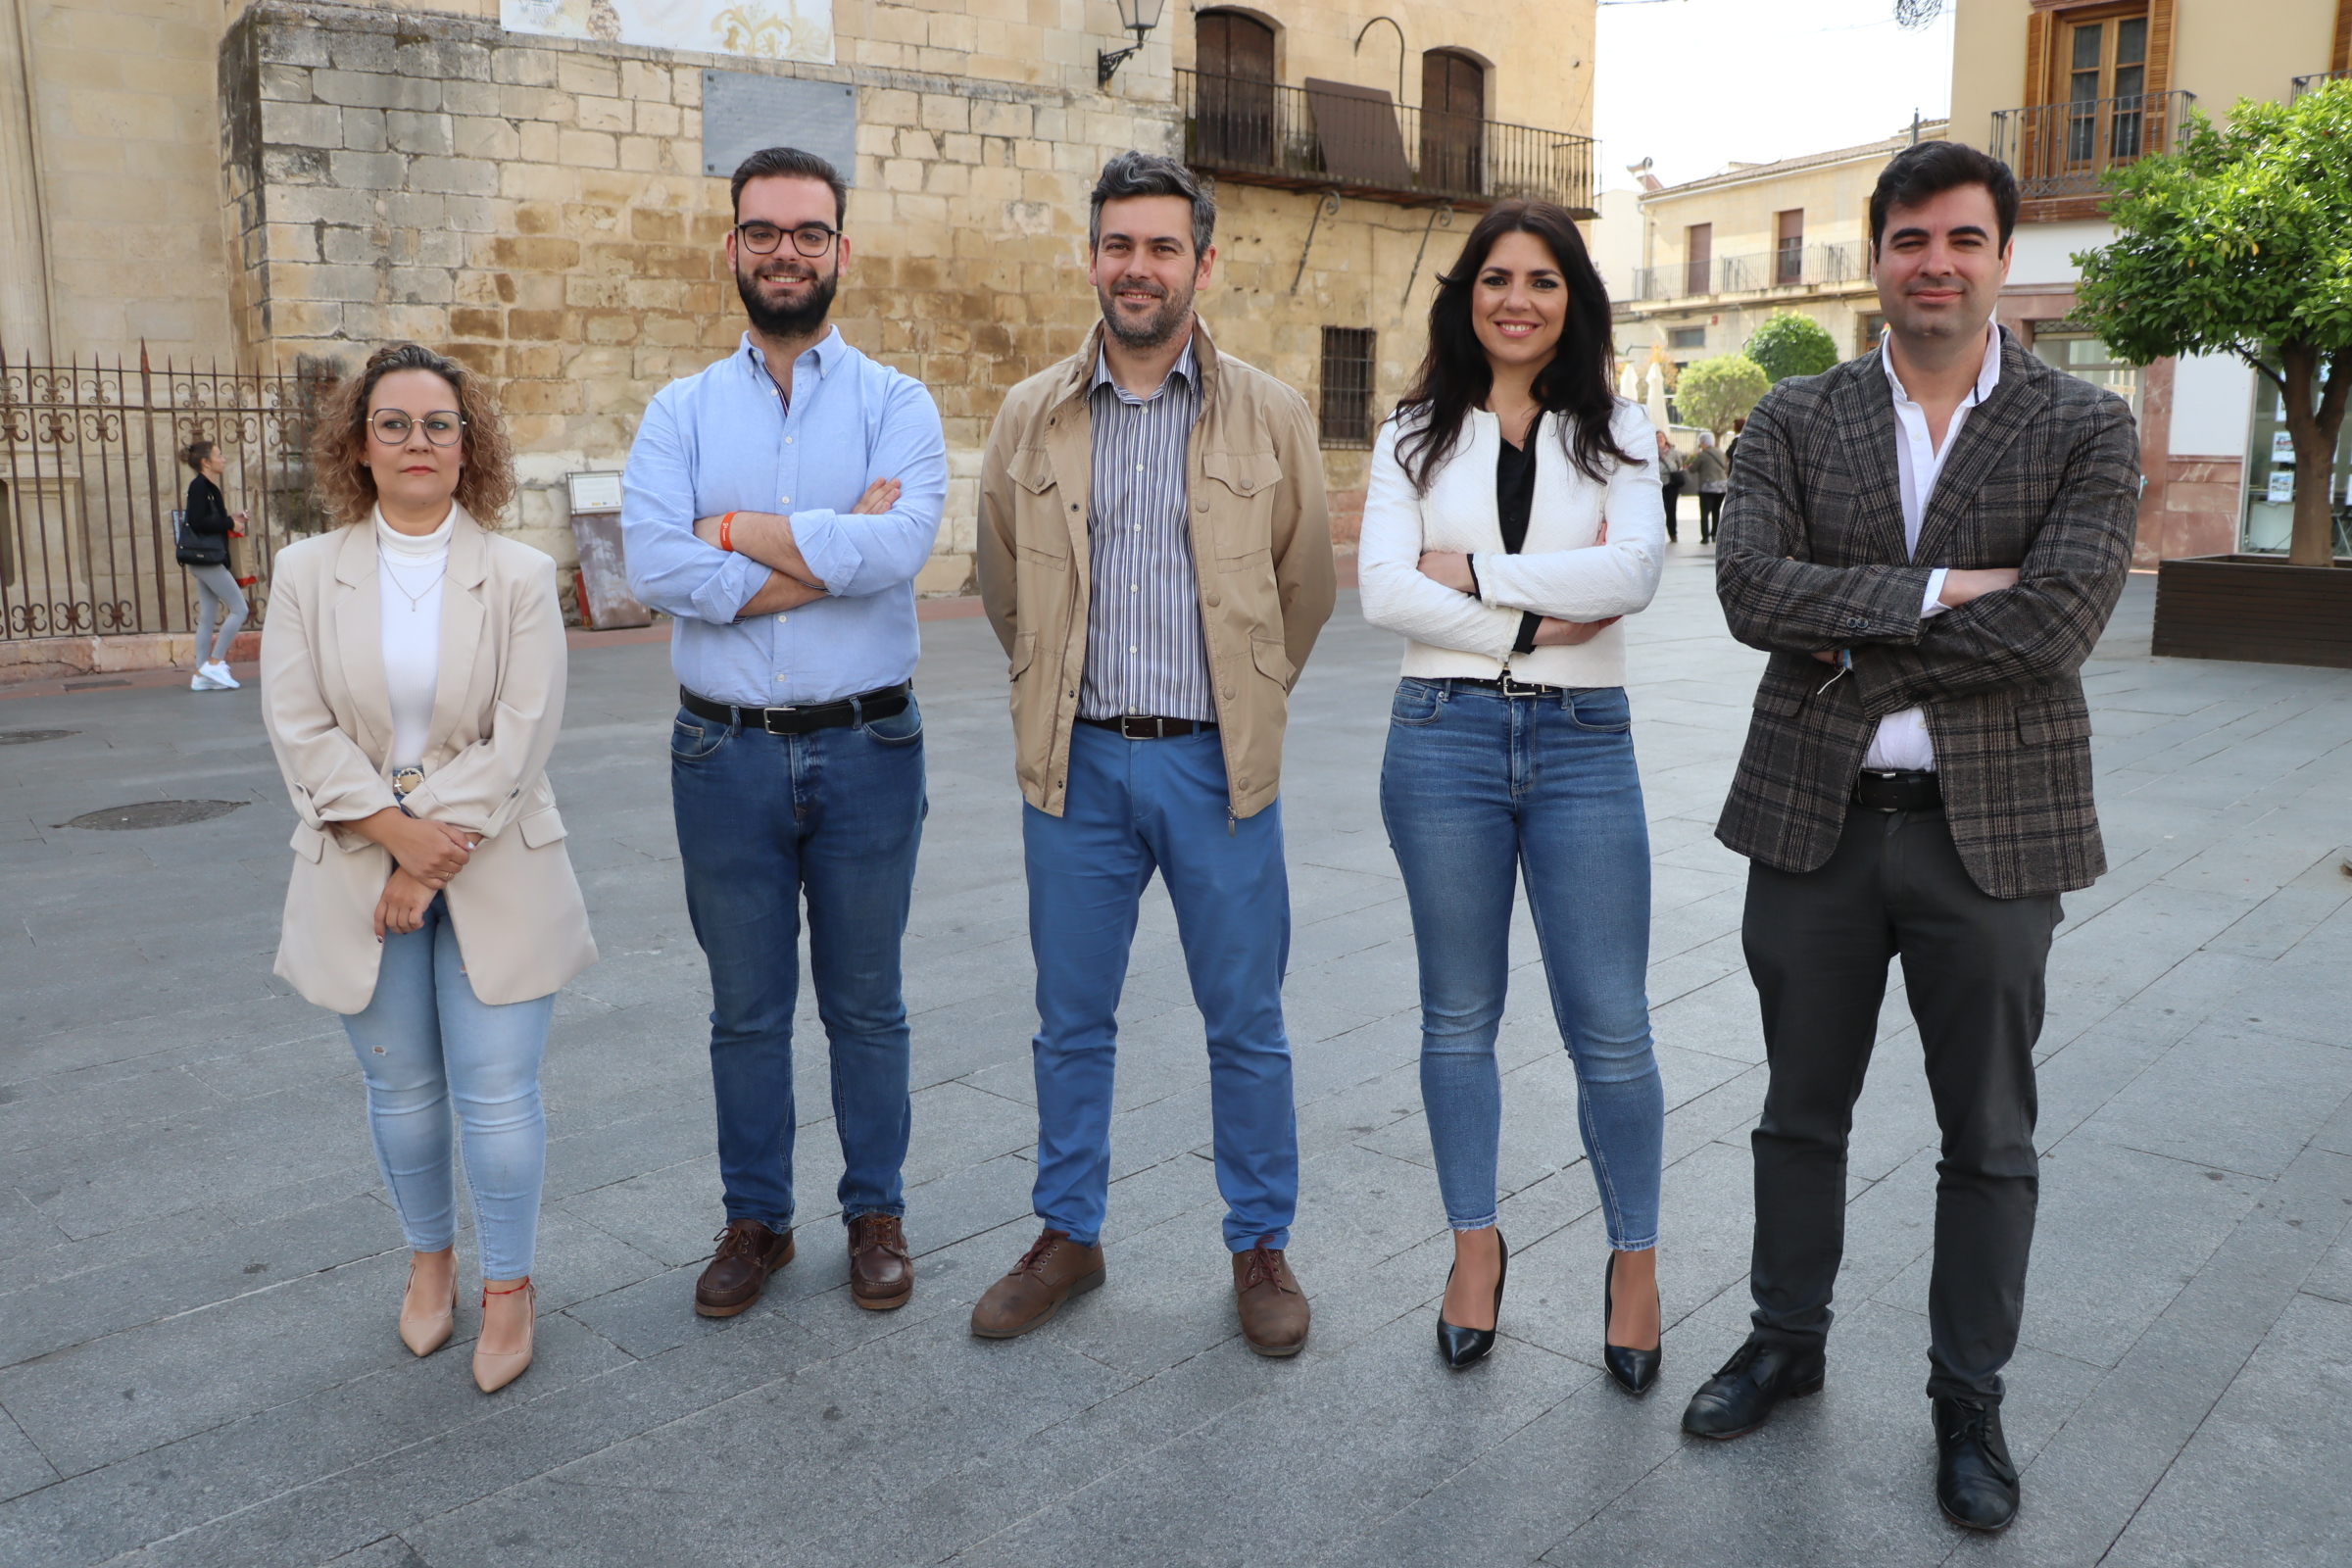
left=1988, top=90, right=2196, bottom=202
left=0, top=347, right=332, bottom=642
left=1625, top=241, right=1869, bottom=303
left=1176, top=70, right=1595, bottom=214
left=2290, top=70, right=2351, bottom=99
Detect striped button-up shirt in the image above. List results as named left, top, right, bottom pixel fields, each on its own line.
left=1079, top=338, right=1215, bottom=722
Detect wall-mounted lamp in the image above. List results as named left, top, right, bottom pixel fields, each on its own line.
left=1098, top=0, right=1168, bottom=88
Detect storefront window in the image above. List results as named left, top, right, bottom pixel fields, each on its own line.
left=2241, top=374, right=2352, bottom=556
left=2031, top=331, right=2139, bottom=418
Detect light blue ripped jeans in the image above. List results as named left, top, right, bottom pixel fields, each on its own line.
left=1380, top=679, right=1664, bottom=1250
left=342, top=894, right=554, bottom=1279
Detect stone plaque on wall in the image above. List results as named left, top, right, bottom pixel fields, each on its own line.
left=702, top=71, right=858, bottom=182
left=502, top=0, right=834, bottom=66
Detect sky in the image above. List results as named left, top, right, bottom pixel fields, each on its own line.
left=1591, top=0, right=1956, bottom=191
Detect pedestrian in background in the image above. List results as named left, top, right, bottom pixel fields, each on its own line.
left=1654, top=429, right=1685, bottom=544
left=1357, top=200, right=1668, bottom=1384
left=974, top=151, right=1335, bottom=1356
left=178, top=440, right=247, bottom=691
left=1690, top=141, right=2138, bottom=1534
left=1688, top=429, right=1729, bottom=543
left=621, top=147, right=947, bottom=1322
left=261, top=342, right=597, bottom=1396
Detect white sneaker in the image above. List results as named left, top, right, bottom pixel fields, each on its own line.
left=190, top=670, right=218, bottom=690
left=202, top=662, right=240, bottom=690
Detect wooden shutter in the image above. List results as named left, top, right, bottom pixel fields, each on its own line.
left=2336, top=0, right=2352, bottom=72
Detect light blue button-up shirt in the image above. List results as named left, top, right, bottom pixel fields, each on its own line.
left=621, top=328, right=948, bottom=707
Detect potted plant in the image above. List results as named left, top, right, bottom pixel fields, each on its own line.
left=2073, top=82, right=2352, bottom=668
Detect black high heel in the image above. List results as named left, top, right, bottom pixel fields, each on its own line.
left=1603, top=1250, right=1662, bottom=1395
left=1436, top=1231, right=1508, bottom=1369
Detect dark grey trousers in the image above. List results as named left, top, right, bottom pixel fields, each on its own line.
left=1742, top=805, right=2061, bottom=1403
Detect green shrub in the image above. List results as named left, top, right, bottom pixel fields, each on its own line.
left=1744, top=313, right=1840, bottom=382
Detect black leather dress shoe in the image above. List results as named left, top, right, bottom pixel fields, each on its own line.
left=1602, top=1251, right=1661, bottom=1396
left=1680, top=1338, right=1825, bottom=1439
left=1934, top=1397, right=2020, bottom=1531
left=1436, top=1232, right=1507, bottom=1370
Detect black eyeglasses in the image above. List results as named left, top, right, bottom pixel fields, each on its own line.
left=735, top=221, right=841, bottom=258
left=370, top=410, right=466, bottom=447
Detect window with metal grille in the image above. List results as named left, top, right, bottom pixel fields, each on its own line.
left=1319, top=326, right=1377, bottom=448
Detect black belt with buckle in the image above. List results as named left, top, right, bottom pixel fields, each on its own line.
left=1078, top=713, right=1217, bottom=739
left=680, top=682, right=909, bottom=735
left=1852, top=769, right=1942, bottom=811
left=1446, top=672, right=1564, bottom=697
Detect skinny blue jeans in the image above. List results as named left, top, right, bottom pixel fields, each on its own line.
left=670, top=696, right=925, bottom=1232
left=1023, top=721, right=1298, bottom=1252
left=1380, top=679, right=1664, bottom=1250
left=342, top=895, right=554, bottom=1280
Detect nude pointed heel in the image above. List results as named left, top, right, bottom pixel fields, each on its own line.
left=398, top=1255, right=458, bottom=1358
left=472, top=1278, right=534, bottom=1394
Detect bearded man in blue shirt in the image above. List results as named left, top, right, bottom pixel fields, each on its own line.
left=622, top=147, right=949, bottom=1321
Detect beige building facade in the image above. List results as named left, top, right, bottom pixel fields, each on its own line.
left=0, top=0, right=1594, bottom=653
left=1614, top=122, right=1944, bottom=399
left=1948, top=0, right=2349, bottom=564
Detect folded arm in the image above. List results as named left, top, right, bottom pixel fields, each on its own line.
left=775, top=376, right=949, bottom=598
left=1356, top=422, right=1522, bottom=660
left=1472, top=412, right=1667, bottom=622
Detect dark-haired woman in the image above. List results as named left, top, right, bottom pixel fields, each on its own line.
left=261, top=343, right=596, bottom=1394
left=1358, top=200, right=1667, bottom=1388
left=179, top=440, right=248, bottom=691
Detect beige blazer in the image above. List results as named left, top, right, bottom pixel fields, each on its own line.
left=260, top=507, right=598, bottom=1013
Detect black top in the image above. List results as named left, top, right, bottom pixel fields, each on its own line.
left=179, top=474, right=232, bottom=566
left=1494, top=435, right=1543, bottom=655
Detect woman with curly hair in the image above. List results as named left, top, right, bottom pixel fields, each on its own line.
left=260, top=343, right=597, bottom=1394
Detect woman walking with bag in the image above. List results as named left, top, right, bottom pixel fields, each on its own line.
left=179, top=441, right=248, bottom=691
left=1358, top=201, right=1668, bottom=1387
left=262, top=343, right=596, bottom=1394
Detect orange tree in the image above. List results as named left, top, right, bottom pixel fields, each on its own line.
left=2074, top=84, right=2352, bottom=565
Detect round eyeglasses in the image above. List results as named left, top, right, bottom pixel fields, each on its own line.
left=369, top=410, right=466, bottom=447
left=735, top=221, right=841, bottom=258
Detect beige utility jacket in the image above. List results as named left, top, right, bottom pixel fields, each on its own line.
left=977, top=319, right=1336, bottom=820
left=260, top=509, right=598, bottom=1013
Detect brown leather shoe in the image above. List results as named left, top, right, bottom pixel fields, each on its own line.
left=969, top=1227, right=1105, bottom=1339
left=1234, top=1239, right=1309, bottom=1357
left=847, top=1213, right=913, bottom=1310
left=694, top=1219, right=795, bottom=1317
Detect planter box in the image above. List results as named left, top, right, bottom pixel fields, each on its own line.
left=2151, top=555, right=2352, bottom=669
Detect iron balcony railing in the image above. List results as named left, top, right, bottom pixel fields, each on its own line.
left=1176, top=69, right=1594, bottom=215
left=1626, top=241, right=1868, bottom=303
left=2291, top=70, right=2351, bottom=98
left=1988, top=90, right=2195, bottom=201
left=0, top=346, right=332, bottom=641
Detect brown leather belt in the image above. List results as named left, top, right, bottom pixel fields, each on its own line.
left=1077, top=714, right=1216, bottom=740
left=1851, top=769, right=1942, bottom=811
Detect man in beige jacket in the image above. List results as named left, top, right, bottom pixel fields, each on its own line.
left=971, top=153, right=1335, bottom=1356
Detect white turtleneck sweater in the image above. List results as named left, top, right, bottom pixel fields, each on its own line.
left=376, top=508, right=452, bottom=771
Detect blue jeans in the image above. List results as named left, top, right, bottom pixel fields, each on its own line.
left=1380, top=680, right=1664, bottom=1250
left=343, top=895, right=554, bottom=1280
left=670, top=697, right=925, bottom=1231
left=1023, top=721, right=1298, bottom=1252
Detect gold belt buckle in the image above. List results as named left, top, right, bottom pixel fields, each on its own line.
left=391, top=765, right=425, bottom=795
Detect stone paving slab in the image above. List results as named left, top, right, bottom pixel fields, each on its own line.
left=2, top=548, right=2348, bottom=1566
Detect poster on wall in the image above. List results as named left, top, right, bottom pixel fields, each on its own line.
left=502, top=0, right=833, bottom=64
left=2266, top=468, right=2294, bottom=505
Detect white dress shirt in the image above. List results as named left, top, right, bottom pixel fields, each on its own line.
left=1862, top=324, right=2000, bottom=772
left=376, top=508, right=451, bottom=771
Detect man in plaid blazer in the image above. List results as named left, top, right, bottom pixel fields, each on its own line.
left=1682, top=142, right=2139, bottom=1534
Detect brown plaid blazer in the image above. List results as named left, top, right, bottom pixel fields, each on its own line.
left=1714, top=328, right=2140, bottom=899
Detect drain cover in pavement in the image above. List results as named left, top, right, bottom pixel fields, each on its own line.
left=60, top=800, right=247, bottom=830
left=0, top=729, right=77, bottom=745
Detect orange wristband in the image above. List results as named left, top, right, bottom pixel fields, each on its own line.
left=718, top=511, right=737, bottom=552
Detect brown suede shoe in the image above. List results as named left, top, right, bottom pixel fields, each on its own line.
left=694, top=1219, right=795, bottom=1317
left=970, top=1227, right=1105, bottom=1339
left=847, top=1213, right=913, bottom=1310
left=1234, top=1239, right=1309, bottom=1357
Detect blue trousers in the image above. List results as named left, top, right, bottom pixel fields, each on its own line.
left=1380, top=680, right=1664, bottom=1250
left=1023, top=721, right=1298, bottom=1252
left=670, top=697, right=925, bottom=1231
left=342, top=894, right=554, bottom=1280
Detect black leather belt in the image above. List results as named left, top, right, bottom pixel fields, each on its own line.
left=680, top=682, right=909, bottom=735
left=1851, top=769, right=1942, bottom=811
left=1078, top=714, right=1216, bottom=739
left=1443, top=673, right=1564, bottom=696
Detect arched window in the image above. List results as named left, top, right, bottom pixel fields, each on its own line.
left=1419, top=49, right=1485, bottom=194
left=1197, top=11, right=1276, bottom=165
